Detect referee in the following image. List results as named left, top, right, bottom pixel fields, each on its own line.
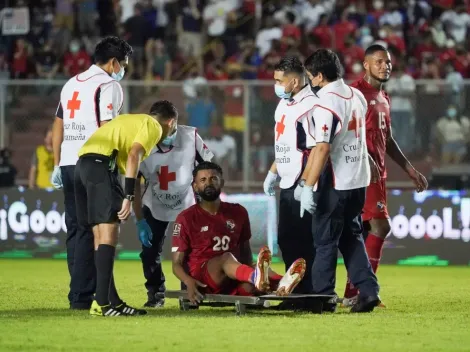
left=300, top=49, right=380, bottom=313
left=75, top=100, right=178, bottom=317
left=262, top=56, right=316, bottom=297
left=51, top=36, right=132, bottom=309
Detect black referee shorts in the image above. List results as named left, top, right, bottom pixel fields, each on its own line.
left=74, top=154, right=124, bottom=227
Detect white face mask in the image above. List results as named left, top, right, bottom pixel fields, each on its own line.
left=373, top=0, right=384, bottom=10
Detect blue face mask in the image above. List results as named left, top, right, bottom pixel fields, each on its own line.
left=111, top=61, right=125, bottom=81
left=447, top=108, right=457, bottom=118
left=274, top=79, right=294, bottom=99
left=161, top=130, right=177, bottom=146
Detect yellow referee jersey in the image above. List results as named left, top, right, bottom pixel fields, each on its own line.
left=79, top=114, right=163, bottom=174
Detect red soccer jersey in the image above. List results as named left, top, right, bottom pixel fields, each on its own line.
left=172, top=202, right=252, bottom=275
left=350, top=78, right=391, bottom=179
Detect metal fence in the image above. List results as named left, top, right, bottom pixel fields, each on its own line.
left=1, top=78, right=469, bottom=188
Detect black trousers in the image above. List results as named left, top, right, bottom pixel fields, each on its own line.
left=278, top=188, right=314, bottom=293
left=139, top=206, right=169, bottom=300
left=311, top=187, right=379, bottom=297
left=61, top=165, right=96, bottom=309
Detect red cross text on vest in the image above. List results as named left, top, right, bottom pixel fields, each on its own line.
left=275, top=114, right=286, bottom=141
left=158, top=165, right=176, bottom=191
left=348, top=110, right=363, bottom=138
left=67, top=91, right=81, bottom=119
left=107, top=103, right=113, bottom=110
left=322, top=124, right=329, bottom=133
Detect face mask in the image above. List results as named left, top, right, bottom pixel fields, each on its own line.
left=274, top=79, right=294, bottom=99
left=373, top=0, right=384, bottom=10
left=361, top=27, right=371, bottom=37
left=308, top=76, right=321, bottom=93
left=161, top=130, right=177, bottom=146
left=111, top=60, right=125, bottom=81
left=70, top=43, right=80, bottom=53
left=198, top=185, right=221, bottom=202
left=447, top=108, right=457, bottom=118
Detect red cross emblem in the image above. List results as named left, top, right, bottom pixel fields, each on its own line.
left=348, top=110, right=363, bottom=138
left=107, top=103, right=113, bottom=110
left=275, top=114, right=286, bottom=141
left=158, top=165, right=176, bottom=191
left=67, top=91, right=81, bottom=119
left=322, top=124, right=329, bottom=133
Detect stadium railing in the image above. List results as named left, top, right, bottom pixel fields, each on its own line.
left=0, top=78, right=468, bottom=190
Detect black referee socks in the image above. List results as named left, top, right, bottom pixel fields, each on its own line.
left=95, top=244, right=116, bottom=306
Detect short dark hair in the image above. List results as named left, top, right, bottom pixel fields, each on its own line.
left=94, top=36, right=133, bottom=64
left=304, top=49, right=343, bottom=82
left=274, top=56, right=304, bottom=75
left=365, top=44, right=388, bottom=57
left=192, top=161, right=223, bottom=179
left=149, top=100, right=178, bottom=120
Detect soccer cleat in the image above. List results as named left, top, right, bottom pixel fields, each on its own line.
left=275, top=258, right=306, bottom=296
left=89, top=300, right=124, bottom=317
left=144, top=296, right=165, bottom=308
left=254, top=246, right=272, bottom=292
left=377, top=300, right=386, bottom=308
left=350, top=295, right=380, bottom=313
left=114, top=302, right=147, bottom=316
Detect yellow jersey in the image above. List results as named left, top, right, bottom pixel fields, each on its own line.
left=78, top=114, right=163, bottom=174
left=34, top=145, right=54, bottom=189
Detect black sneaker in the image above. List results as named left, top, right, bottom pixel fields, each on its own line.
left=350, top=295, right=380, bottom=313
left=114, top=302, right=147, bottom=316
left=144, top=292, right=165, bottom=308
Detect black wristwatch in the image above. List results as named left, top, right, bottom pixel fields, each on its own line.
left=125, top=195, right=135, bottom=201
left=298, top=179, right=306, bottom=187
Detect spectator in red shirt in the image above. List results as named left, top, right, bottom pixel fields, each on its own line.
left=11, top=38, right=30, bottom=79
left=333, top=9, right=358, bottom=51
left=453, top=45, right=470, bottom=78
left=413, top=32, right=437, bottom=61
left=282, top=12, right=301, bottom=41
left=379, top=24, right=406, bottom=53
left=312, top=14, right=333, bottom=49
left=342, top=35, right=365, bottom=76
left=63, top=40, right=91, bottom=77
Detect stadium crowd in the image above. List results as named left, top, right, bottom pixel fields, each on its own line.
left=2, top=0, right=470, bottom=81
left=1, top=0, right=470, bottom=185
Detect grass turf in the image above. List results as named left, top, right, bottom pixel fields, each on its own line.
left=0, top=259, right=469, bottom=352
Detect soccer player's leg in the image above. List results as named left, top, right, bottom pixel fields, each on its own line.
left=343, top=180, right=390, bottom=307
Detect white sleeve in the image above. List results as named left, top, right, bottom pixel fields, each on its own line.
left=99, top=81, right=123, bottom=122
left=312, top=106, right=340, bottom=144
left=195, top=132, right=214, bottom=162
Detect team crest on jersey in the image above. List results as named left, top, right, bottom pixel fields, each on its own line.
left=226, top=220, right=235, bottom=231
left=370, top=100, right=376, bottom=105
left=376, top=202, right=385, bottom=211
left=173, top=223, right=181, bottom=236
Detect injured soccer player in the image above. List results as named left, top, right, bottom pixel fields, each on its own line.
left=171, top=161, right=306, bottom=304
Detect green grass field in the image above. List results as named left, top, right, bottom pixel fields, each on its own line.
left=1, top=259, right=469, bottom=352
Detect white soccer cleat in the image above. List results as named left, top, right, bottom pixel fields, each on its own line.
left=254, top=246, right=272, bottom=292
left=276, top=258, right=306, bottom=296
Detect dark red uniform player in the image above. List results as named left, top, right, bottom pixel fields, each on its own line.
left=342, top=45, right=428, bottom=306
left=172, top=161, right=306, bottom=304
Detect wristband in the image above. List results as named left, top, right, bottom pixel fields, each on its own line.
left=124, top=177, right=136, bottom=197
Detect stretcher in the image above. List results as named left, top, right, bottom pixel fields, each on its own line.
left=165, top=290, right=338, bottom=316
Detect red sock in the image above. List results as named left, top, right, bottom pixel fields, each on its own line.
left=365, top=233, right=385, bottom=274
left=235, top=265, right=255, bottom=284
left=343, top=277, right=358, bottom=299
left=236, top=285, right=253, bottom=296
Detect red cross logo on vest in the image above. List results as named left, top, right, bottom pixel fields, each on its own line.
left=322, top=124, right=329, bottom=133
left=67, top=91, right=81, bottom=119
left=275, top=114, right=286, bottom=141
left=348, top=110, right=363, bottom=138
left=107, top=103, right=113, bottom=110
left=158, top=165, right=176, bottom=190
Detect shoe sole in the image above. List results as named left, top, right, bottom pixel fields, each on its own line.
left=351, top=299, right=380, bottom=313
left=276, top=259, right=306, bottom=296
left=255, top=246, right=272, bottom=292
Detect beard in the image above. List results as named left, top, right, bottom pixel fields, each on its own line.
left=198, top=185, right=221, bottom=202
left=370, top=71, right=390, bottom=83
